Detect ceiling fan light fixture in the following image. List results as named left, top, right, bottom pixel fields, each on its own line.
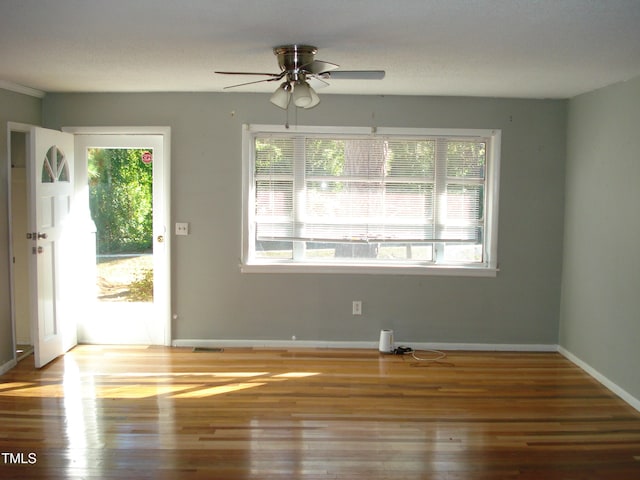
left=305, top=86, right=320, bottom=109
left=292, top=80, right=313, bottom=108
left=270, top=82, right=291, bottom=109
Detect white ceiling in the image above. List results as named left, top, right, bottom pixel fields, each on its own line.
left=1, top=0, right=640, bottom=99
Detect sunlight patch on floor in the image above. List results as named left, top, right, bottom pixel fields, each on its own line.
left=0, top=372, right=320, bottom=399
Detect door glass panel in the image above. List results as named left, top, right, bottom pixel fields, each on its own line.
left=42, top=147, right=55, bottom=183
left=56, top=150, right=69, bottom=182
left=41, top=146, right=70, bottom=183
left=88, top=148, right=154, bottom=302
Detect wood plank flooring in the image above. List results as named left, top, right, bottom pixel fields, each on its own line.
left=1, top=346, right=640, bottom=479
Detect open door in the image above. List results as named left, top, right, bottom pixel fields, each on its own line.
left=29, top=126, right=77, bottom=368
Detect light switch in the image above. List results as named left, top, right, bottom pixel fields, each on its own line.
left=175, top=222, right=190, bottom=235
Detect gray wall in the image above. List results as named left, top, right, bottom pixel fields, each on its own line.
left=41, top=92, right=566, bottom=346
left=560, top=76, right=640, bottom=400
left=0, top=89, right=42, bottom=368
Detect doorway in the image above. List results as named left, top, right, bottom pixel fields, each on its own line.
left=9, top=130, right=33, bottom=362
left=72, top=131, right=171, bottom=345
left=7, top=126, right=171, bottom=368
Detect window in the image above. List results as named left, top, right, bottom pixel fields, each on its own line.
left=41, top=145, right=70, bottom=183
left=242, top=125, right=500, bottom=276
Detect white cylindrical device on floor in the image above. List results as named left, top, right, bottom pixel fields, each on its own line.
left=379, top=329, right=394, bottom=353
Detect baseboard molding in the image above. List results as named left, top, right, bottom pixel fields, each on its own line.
left=172, top=338, right=558, bottom=352
left=558, top=346, right=640, bottom=413
left=408, top=342, right=558, bottom=352
left=173, top=339, right=378, bottom=350
left=0, top=357, right=17, bottom=376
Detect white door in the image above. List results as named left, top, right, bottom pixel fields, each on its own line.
left=73, top=133, right=170, bottom=345
left=29, top=127, right=77, bottom=368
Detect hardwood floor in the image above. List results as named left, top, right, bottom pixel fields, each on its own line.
left=1, top=346, right=639, bottom=479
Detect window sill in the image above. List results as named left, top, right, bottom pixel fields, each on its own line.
left=240, top=262, right=498, bottom=277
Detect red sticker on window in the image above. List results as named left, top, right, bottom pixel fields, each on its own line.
left=141, top=151, right=152, bottom=164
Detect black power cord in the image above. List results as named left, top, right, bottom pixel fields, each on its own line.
left=393, top=345, right=448, bottom=362
left=393, top=346, right=413, bottom=355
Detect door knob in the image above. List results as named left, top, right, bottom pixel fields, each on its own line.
left=157, top=235, right=164, bottom=243
left=37, top=232, right=48, bottom=239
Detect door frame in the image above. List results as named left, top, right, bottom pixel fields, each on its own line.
left=6, top=122, right=33, bottom=367
left=63, top=126, right=172, bottom=346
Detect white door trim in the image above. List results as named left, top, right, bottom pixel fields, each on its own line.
left=6, top=122, right=35, bottom=365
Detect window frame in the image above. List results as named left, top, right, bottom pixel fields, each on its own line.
left=241, top=124, right=501, bottom=277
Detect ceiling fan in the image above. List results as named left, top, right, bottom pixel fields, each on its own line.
left=215, top=44, right=385, bottom=109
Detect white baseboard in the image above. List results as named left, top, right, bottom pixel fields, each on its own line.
left=0, top=358, right=17, bottom=376
left=558, top=346, right=640, bottom=413
left=407, top=342, right=557, bottom=352
left=172, top=338, right=558, bottom=352
left=173, top=339, right=378, bottom=349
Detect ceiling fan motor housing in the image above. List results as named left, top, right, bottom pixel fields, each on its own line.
left=274, top=44, right=318, bottom=77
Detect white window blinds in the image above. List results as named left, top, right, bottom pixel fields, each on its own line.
left=254, top=135, right=487, bottom=244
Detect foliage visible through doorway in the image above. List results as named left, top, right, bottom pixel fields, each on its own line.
left=89, top=148, right=154, bottom=302
left=88, top=148, right=153, bottom=254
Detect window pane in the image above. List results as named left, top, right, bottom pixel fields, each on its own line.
left=343, top=139, right=386, bottom=177
left=446, top=184, right=484, bottom=221
left=256, top=180, right=293, bottom=218
left=306, top=180, right=382, bottom=219
left=299, top=242, right=434, bottom=262
left=447, top=141, right=486, bottom=179
left=378, top=243, right=433, bottom=261
left=56, top=148, right=70, bottom=182
left=256, top=138, right=293, bottom=175
left=42, top=147, right=55, bottom=183
left=387, top=140, right=435, bottom=178
left=444, top=244, right=483, bottom=263
left=303, top=242, right=342, bottom=260
left=385, top=182, right=433, bottom=220
left=305, top=139, right=345, bottom=176
left=255, top=240, right=293, bottom=259
left=334, top=243, right=381, bottom=260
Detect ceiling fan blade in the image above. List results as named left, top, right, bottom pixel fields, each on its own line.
left=222, top=74, right=285, bottom=90
left=325, top=70, right=386, bottom=80
left=307, top=75, right=330, bottom=90
left=304, top=60, right=340, bottom=75
left=215, top=71, right=282, bottom=77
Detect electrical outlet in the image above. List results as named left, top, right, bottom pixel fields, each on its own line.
left=352, top=301, right=362, bottom=315
left=175, top=222, right=190, bottom=235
